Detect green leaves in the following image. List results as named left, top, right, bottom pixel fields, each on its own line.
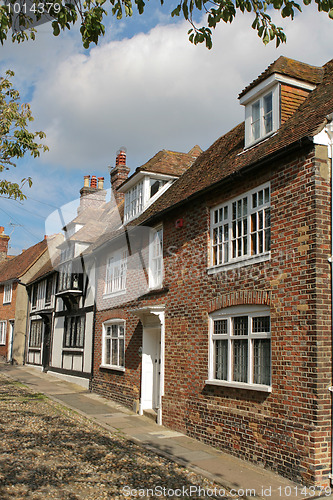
left=0, top=0, right=331, bottom=48
left=0, top=70, right=48, bottom=200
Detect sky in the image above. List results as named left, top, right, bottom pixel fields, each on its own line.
left=1, top=3, right=333, bottom=254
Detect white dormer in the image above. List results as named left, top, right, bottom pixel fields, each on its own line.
left=122, top=172, right=176, bottom=223
left=239, top=57, right=320, bottom=149
left=240, top=77, right=280, bottom=148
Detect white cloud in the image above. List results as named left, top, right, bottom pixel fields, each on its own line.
left=25, top=6, right=333, bottom=173
left=2, top=4, right=333, bottom=253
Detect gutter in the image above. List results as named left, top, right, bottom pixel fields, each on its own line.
left=325, top=114, right=333, bottom=486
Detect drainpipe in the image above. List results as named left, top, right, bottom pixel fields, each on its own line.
left=325, top=115, right=333, bottom=486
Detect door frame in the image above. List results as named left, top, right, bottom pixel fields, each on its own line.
left=133, top=307, right=165, bottom=425
left=7, top=320, right=14, bottom=363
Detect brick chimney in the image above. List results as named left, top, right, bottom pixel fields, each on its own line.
left=78, top=174, right=107, bottom=214
left=110, top=149, right=130, bottom=205
left=0, top=226, right=9, bottom=263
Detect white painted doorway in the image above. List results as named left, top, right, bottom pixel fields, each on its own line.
left=141, top=327, right=161, bottom=411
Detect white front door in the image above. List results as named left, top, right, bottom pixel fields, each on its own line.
left=141, top=327, right=161, bottom=410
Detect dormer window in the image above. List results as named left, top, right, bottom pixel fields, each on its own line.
left=251, top=91, right=273, bottom=142
left=243, top=85, right=279, bottom=148
left=240, top=58, right=320, bottom=149
left=123, top=174, right=175, bottom=223
left=150, top=179, right=166, bottom=198
left=124, top=181, right=143, bottom=221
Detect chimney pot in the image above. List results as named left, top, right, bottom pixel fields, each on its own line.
left=110, top=147, right=130, bottom=206
left=98, top=177, right=104, bottom=190
left=0, top=227, right=4, bottom=235
left=90, top=175, right=97, bottom=189
left=83, top=175, right=90, bottom=187
left=116, top=150, right=126, bottom=167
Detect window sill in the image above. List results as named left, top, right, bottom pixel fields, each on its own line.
left=62, top=347, right=84, bottom=352
left=100, top=364, right=125, bottom=372
left=208, top=252, right=270, bottom=275
left=3, top=301, right=11, bottom=305
left=243, top=130, right=277, bottom=151
left=103, top=290, right=126, bottom=299
left=148, top=284, right=163, bottom=292
left=205, top=379, right=272, bottom=393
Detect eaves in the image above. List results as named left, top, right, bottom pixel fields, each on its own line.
left=139, top=136, right=314, bottom=227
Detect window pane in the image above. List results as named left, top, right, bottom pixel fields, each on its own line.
left=251, top=101, right=260, bottom=140
left=264, top=187, right=270, bottom=203
left=112, top=339, right=118, bottom=365
left=258, top=231, right=263, bottom=253
left=252, top=316, right=270, bottom=333
left=214, top=319, right=227, bottom=335
left=232, top=202, right=236, bottom=220
left=263, top=93, right=273, bottom=134
left=243, top=198, right=247, bottom=216
left=253, top=339, right=271, bottom=385
left=233, top=316, right=248, bottom=336
left=223, top=243, right=229, bottom=263
left=258, top=210, right=263, bottom=229
left=215, top=339, right=228, bottom=380
left=265, top=207, right=270, bottom=228
left=258, top=190, right=263, bottom=206
left=265, top=228, right=271, bottom=252
left=106, top=338, right=111, bottom=364
left=119, top=338, right=125, bottom=366
left=233, top=339, right=248, bottom=382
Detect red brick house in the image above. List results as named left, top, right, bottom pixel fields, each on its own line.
left=0, top=237, right=53, bottom=364
left=88, top=56, right=333, bottom=487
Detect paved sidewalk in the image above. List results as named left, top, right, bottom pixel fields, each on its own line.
left=0, top=362, right=324, bottom=500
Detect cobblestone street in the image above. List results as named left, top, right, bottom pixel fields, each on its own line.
left=0, top=373, right=232, bottom=499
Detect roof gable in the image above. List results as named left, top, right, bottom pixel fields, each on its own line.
left=239, top=56, right=324, bottom=100
left=0, top=239, right=48, bottom=283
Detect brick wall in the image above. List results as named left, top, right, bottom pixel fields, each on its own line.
left=91, top=142, right=332, bottom=486
left=280, top=84, right=311, bottom=125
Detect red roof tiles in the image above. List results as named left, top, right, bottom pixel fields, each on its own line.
left=0, top=239, right=48, bottom=283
